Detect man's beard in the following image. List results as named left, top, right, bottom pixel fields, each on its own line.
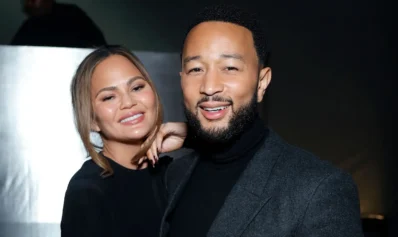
left=184, top=91, right=258, bottom=145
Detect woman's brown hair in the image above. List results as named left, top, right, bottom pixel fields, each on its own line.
left=71, top=45, right=163, bottom=177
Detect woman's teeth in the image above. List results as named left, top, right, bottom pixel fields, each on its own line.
left=121, top=113, right=143, bottom=123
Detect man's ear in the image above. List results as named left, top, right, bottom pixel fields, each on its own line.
left=257, top=67, right=272, bottom=103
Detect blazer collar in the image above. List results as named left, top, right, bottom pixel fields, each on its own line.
left=207, top=130, right=283, bottom=237
left=161, top=129, right=284, bottom=237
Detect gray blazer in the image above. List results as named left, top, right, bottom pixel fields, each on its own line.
left=160, top=130, right=364, bottom=237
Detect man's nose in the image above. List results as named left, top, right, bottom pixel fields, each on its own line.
left=199, top=70, right=224, bottom=96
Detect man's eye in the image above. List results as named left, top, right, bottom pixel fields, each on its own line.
left=132, top=85, right=144, bottom=91
left=226, top=66, right=238, bottom=71
left=188, top=68, right=201, bottom=73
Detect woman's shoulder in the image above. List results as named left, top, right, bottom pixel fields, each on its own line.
left=66, top=159, right=105, bottom=192
left=61, top=160, right=111, bottom=232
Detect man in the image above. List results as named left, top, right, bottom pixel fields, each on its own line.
left=158, top=4, right=363, bottom=237
left=11, top=0, right=106, bottom=48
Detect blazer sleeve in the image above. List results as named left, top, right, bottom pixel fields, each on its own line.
left=61, top=181, right=112, bottom=237
left=295, top=171, right=364, bottom=237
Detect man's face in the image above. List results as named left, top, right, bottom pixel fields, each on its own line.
left=180, top=21, right=271, bottom=143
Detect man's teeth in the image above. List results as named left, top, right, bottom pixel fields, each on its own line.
left=121, top=113, right=143, bottom=123
left=203, top=106, right=228, bottom=112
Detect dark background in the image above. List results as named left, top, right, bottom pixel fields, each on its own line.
left=0, top=0, right=396, bottom=235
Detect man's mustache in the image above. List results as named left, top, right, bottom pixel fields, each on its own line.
left=196, top=95, right=233, bottom=107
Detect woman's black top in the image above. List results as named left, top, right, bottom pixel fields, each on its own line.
left=61, top=154, right=172, bottom=237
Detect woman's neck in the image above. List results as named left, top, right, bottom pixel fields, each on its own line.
left=102, top=140, right=147, bottom=170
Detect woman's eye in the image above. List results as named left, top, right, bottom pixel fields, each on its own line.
left=102, top=96, right=114, bottom=101
left=132, top=85, right=144, bottom=91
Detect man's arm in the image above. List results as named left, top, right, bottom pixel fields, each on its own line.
left=295, top=171, right=364, bottom=237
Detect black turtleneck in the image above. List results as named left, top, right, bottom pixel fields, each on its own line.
left=168, top=117, right=268, bottom=237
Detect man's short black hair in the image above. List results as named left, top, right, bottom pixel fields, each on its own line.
left=182, top=4, right=269, bottom=67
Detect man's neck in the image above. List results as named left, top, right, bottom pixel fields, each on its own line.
left=194, top=116, right=267, bottom=163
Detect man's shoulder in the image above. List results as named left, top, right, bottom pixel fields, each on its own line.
left=165, top=151, right=197, bottom=175
left=168, top=150, right=197, bottom=167
left=264, top=129, right=355, bottom=192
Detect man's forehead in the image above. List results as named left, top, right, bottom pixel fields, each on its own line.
left=183, top=22, right=254, bottom=50
left=186, top=21, right=252, bottom=40
left=181, top=28, right=257, bottom=64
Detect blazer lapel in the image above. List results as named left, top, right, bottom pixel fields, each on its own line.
left=207, top=131, right=282, bottom=237
left=159, top=152, right=200, bottom=237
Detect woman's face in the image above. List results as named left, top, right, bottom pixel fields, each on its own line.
left=90, top=55, right=157, bottom=144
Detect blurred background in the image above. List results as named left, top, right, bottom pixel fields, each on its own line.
left=0, top=0, right=396, bottom=236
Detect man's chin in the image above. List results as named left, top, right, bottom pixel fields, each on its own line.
left=198, top=111, right=231, bottom=124
left=185, top=106, right=239, bottom=143
left=199, top=122, right=229, bottom=133
left=195, top=122, right=234, bottom=144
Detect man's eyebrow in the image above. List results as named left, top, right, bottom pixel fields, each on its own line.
left=183, top=55, right=201, bottom=65
left=182, top=53, right=245, bottom=65
left=220, top=53, right=245, bottom=62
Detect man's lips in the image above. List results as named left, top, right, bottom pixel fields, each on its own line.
left=199, top=102, right=231, bottom=120
left=199, top=101, right=231, bottom=110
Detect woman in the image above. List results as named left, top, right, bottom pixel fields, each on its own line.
left=61, top=45, right=176, bottom=237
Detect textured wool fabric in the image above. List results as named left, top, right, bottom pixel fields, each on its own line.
left=161, top=129, right=363, bottom=237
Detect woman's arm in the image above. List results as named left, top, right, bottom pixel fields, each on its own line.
left=61, top=181, right=112, bottom=237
